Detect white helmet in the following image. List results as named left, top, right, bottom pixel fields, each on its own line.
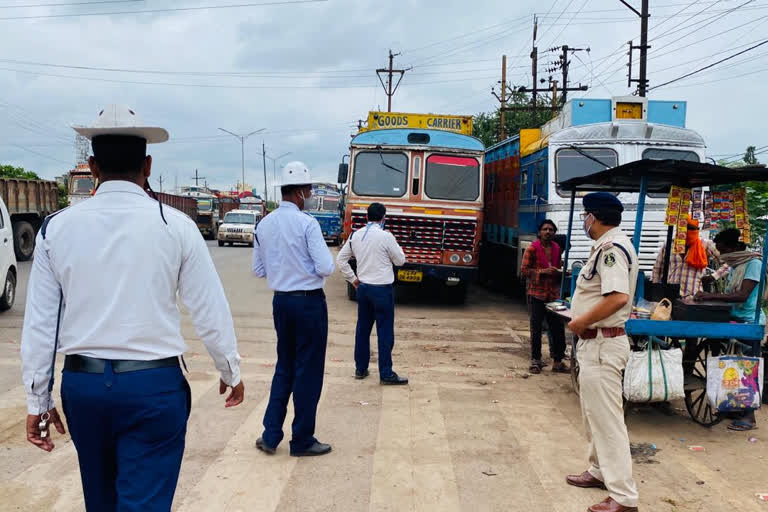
left=73, top=104, right=169, bottom=143
left=280, top=161, right=312, bottom=186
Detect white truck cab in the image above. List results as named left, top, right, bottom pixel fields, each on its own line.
left=217, top=209, right=261, bottom=247
left=0, top=197, right=18, bottom=311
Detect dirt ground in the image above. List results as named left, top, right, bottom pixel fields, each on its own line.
left=0, top=243, right=766, bottom=511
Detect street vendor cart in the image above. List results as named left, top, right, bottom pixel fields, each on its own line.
left=553, top=159, right=768, bottom=427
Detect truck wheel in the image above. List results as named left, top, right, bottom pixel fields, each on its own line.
left=347, top=282, right=357, bottom=301
left=218, top=240, right=224, bottom=247
left=0, top=270, right=16, bottom=311
left=12, top=221, right=35, bottom=261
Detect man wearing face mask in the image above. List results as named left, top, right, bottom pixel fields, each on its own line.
left=565, top=193, right=639, bottom=512
left=252, top=162, right=335, bottom=457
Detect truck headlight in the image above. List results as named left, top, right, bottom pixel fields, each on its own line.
left=449, top=254, right=460, bottom=263
left=463, top=254, right=473, bottom=263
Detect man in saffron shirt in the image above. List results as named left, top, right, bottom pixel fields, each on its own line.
left=520, top=219, right=568, bottom=374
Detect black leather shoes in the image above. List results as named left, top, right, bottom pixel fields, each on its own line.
left=355, top=369, right=369, bottom=380
left=380, top=372, right=408, bottom=385
left=290, top=441, right=332, bottom=457
left=255, top=437, right=276, bottom=455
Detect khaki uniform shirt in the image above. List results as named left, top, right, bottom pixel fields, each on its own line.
left=571, top=227, right=638, bottom=328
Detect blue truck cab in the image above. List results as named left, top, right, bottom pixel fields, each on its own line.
left=307, top=183, right=342, bottom=245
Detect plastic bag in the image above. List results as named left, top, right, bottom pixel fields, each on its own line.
left=624, top=346, right=684, bottom=402
left=706, top=356, right=764, bottom=412
left=651, top=298, right=672, bottom=321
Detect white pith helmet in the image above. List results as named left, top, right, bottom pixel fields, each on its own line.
left=280, top=161, right=312, bottom=186
left=72, top=104, right=169, bottom=143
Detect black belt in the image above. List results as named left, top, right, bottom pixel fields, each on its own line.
left=64, top=354, right=179, bottom=374
left=274, top=289, right=324, bottom=297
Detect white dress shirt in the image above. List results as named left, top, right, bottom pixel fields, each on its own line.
left=337, top=222, right=406, bottom=285
left=21, top=180, right=241, bottom=414
left=252, top=201, right=335, bottom=291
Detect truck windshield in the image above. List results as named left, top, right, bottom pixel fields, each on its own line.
left=197, top=199, right=213, bottom=211
left=555, top=148, right=618, bottom=196
left=224, top=213, right=255, bottom=224
left=322, top=197, right=339, bottom=211
left=304, top=196, right=320, bottom=210
left=71, top=177, right=95, bottom=194
left=424, top=155, right=480, bottom=201
left=352, top=151, right=408, bottom=197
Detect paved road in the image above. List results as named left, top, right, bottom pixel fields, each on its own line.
left=0, top=242, right=766, bottom=511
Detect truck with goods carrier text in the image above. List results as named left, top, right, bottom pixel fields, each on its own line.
left=481, top=96, right=707, bottom=291
left=0, top=177, right=59, bottom=261
left=339, top=111, right=483, bottom=303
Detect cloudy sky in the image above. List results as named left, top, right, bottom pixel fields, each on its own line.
left=1, top=0, right=765, bottom=196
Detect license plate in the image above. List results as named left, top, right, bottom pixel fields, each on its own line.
left=227, top=234, right=242, bottom=240
left=397, top=270, right=423, bottom=283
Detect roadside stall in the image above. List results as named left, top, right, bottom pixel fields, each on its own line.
left=551, top=159, right=767, bottom=427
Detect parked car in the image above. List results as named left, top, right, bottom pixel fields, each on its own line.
left=217, top=209, right=261, bottom=247
left=0, top=196, right=18, bottom=311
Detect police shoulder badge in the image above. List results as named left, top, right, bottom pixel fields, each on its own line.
left=603, top=252, right=616, bottom=267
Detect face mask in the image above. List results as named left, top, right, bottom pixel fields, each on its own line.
left=582, top=213, right=595, bottom=239
left=300, top=189, right=312, bottom=209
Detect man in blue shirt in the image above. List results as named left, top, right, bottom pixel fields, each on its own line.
left=695, top=228, right=765, bottom=432
left=252, top=161, right=335, bottom=456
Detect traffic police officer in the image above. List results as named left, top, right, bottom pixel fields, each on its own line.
left=565, top=192, right=639, bottom=512
left=21, top=105, right=244, bottom=511
left=253, top=162, right=335, bottom=457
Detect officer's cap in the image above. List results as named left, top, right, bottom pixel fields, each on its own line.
left=583, top=192, right=624, bottom=213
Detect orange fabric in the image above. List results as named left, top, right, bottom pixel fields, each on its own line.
left=685, top=220, right=708, bottom=270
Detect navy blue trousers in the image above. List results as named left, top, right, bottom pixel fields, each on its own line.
left=355, top=283, right=395, bottom=378
left=60, top=364, right=190, bottom=512
left=262, top=293, right=328, bottom=452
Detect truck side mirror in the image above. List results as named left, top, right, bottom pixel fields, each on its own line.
left=337, top=163, right=349, bottom=184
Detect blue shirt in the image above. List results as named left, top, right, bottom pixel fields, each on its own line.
left=729, top=259, right=766, bottom=324
left=252, top=201, right=335, bottom=291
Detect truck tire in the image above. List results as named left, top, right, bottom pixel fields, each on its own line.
left=13, top=221, right=35, bottom=261
left=0, top=270, right=16, bottom=311
left=347, top=282, right=357, bottom=301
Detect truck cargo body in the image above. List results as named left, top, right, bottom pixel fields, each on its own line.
left=0, top=178, right=59, bottom=261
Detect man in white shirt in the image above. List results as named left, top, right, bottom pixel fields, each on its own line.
left=337, top=203, right=408, bottom=384
left=20, top=105, right=244, bottom=511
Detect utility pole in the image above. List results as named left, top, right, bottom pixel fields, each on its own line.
left=531, top=16, right=538, bottom=113
left=156, top=174, right=164, bottom=192
left=547, top=45, right=589, bottom=104
left=262, top=142, right=268, bottom=203
left=623, top=0, right=650, bottom=96
left=376, top=50, right=411, bottom=112
left=218, top=127, right=265, bottom=193
left=551, top=79, right=559, bottom=117
left=491, top=55, right=509, bottom=140
left=191, top=169, right=205, bottom=187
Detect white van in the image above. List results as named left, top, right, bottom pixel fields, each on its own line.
left=217, top=209, right=261, bottom=247
left=0, top=197, right=18, bottom=311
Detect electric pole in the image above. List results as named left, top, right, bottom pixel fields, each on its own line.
left=491, top=55, right=510, bottom=140
left=376, top=50, right=411, bottom=112
left=191, top=169, right=205, bottom=187
left=262, top=142, right=268, bottom=203
left=545, top=45, right=589, bottom=104
left=532, top=16, right=538, bottom=113
left=623, top=0, right=650, bottom=96
left=157, top=174, right=164, bottom=192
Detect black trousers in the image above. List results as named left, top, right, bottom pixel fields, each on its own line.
left=528, top=297, right=566, bottom=362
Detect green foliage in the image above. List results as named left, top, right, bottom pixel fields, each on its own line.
left=472, top=91, right=554, bottom=147
left=717, top=149, right=766, bottom=244
left=0, top=164, right=41, bottom=180
left=57, top=184, right=69, bottom=209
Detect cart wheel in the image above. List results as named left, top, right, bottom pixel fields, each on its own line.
left=684, top=340, right=723, bottom=427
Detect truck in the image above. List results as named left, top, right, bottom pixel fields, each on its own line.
left=237, top=195, right=266, bottom=216
left=339, top=111, right=483, bottom=303
left=481, top=96, right=707, bottom=291
left=68, top=163, right=96, bottom=206
left=178, top=189, right=219, bottom=239
left=0, top=178, right=59, bottom=261
left=306, top=183, right=342, bottom=245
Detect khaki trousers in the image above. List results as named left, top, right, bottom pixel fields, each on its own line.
left=577, top=333, right=639, bottom=508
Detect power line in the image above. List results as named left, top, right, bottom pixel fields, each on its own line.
left=0, top=0, right=142, bottom=8
left=10, top=144, right=71, bottom=165
left=0, top=0, right=327, bottom=20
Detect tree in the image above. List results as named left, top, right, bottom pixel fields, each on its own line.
left=472, top=91, right=554, bottom=147
left=744, top=146, right=758, bottom=165
left=0, top=164, right=40, bottom=180
left=718, top=148, right=766, bottom=244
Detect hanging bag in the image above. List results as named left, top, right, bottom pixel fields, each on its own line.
left=623, top=340, right=684, bottom=403
left=706, top=353, right=763, bottom=412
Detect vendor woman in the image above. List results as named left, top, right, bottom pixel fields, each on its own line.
left=695, top=228, right=765, bottom=431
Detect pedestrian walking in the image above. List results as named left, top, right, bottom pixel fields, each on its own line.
left=337, top=202, right=408, bottom=385
left=253, top=161, right=335, bottom=457
left=565, top=193, right=639, bottom=512
left=20, top=104, right=244, bottom=512
left=520, top=219, right=568, bottom=374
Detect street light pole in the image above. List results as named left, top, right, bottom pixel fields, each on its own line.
left=218, top=127, right=265, bottom=193
left=264, top=151, right=291, bottom=205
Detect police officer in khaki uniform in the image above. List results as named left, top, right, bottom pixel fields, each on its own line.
left=565, top=193, right=639, bottom=512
